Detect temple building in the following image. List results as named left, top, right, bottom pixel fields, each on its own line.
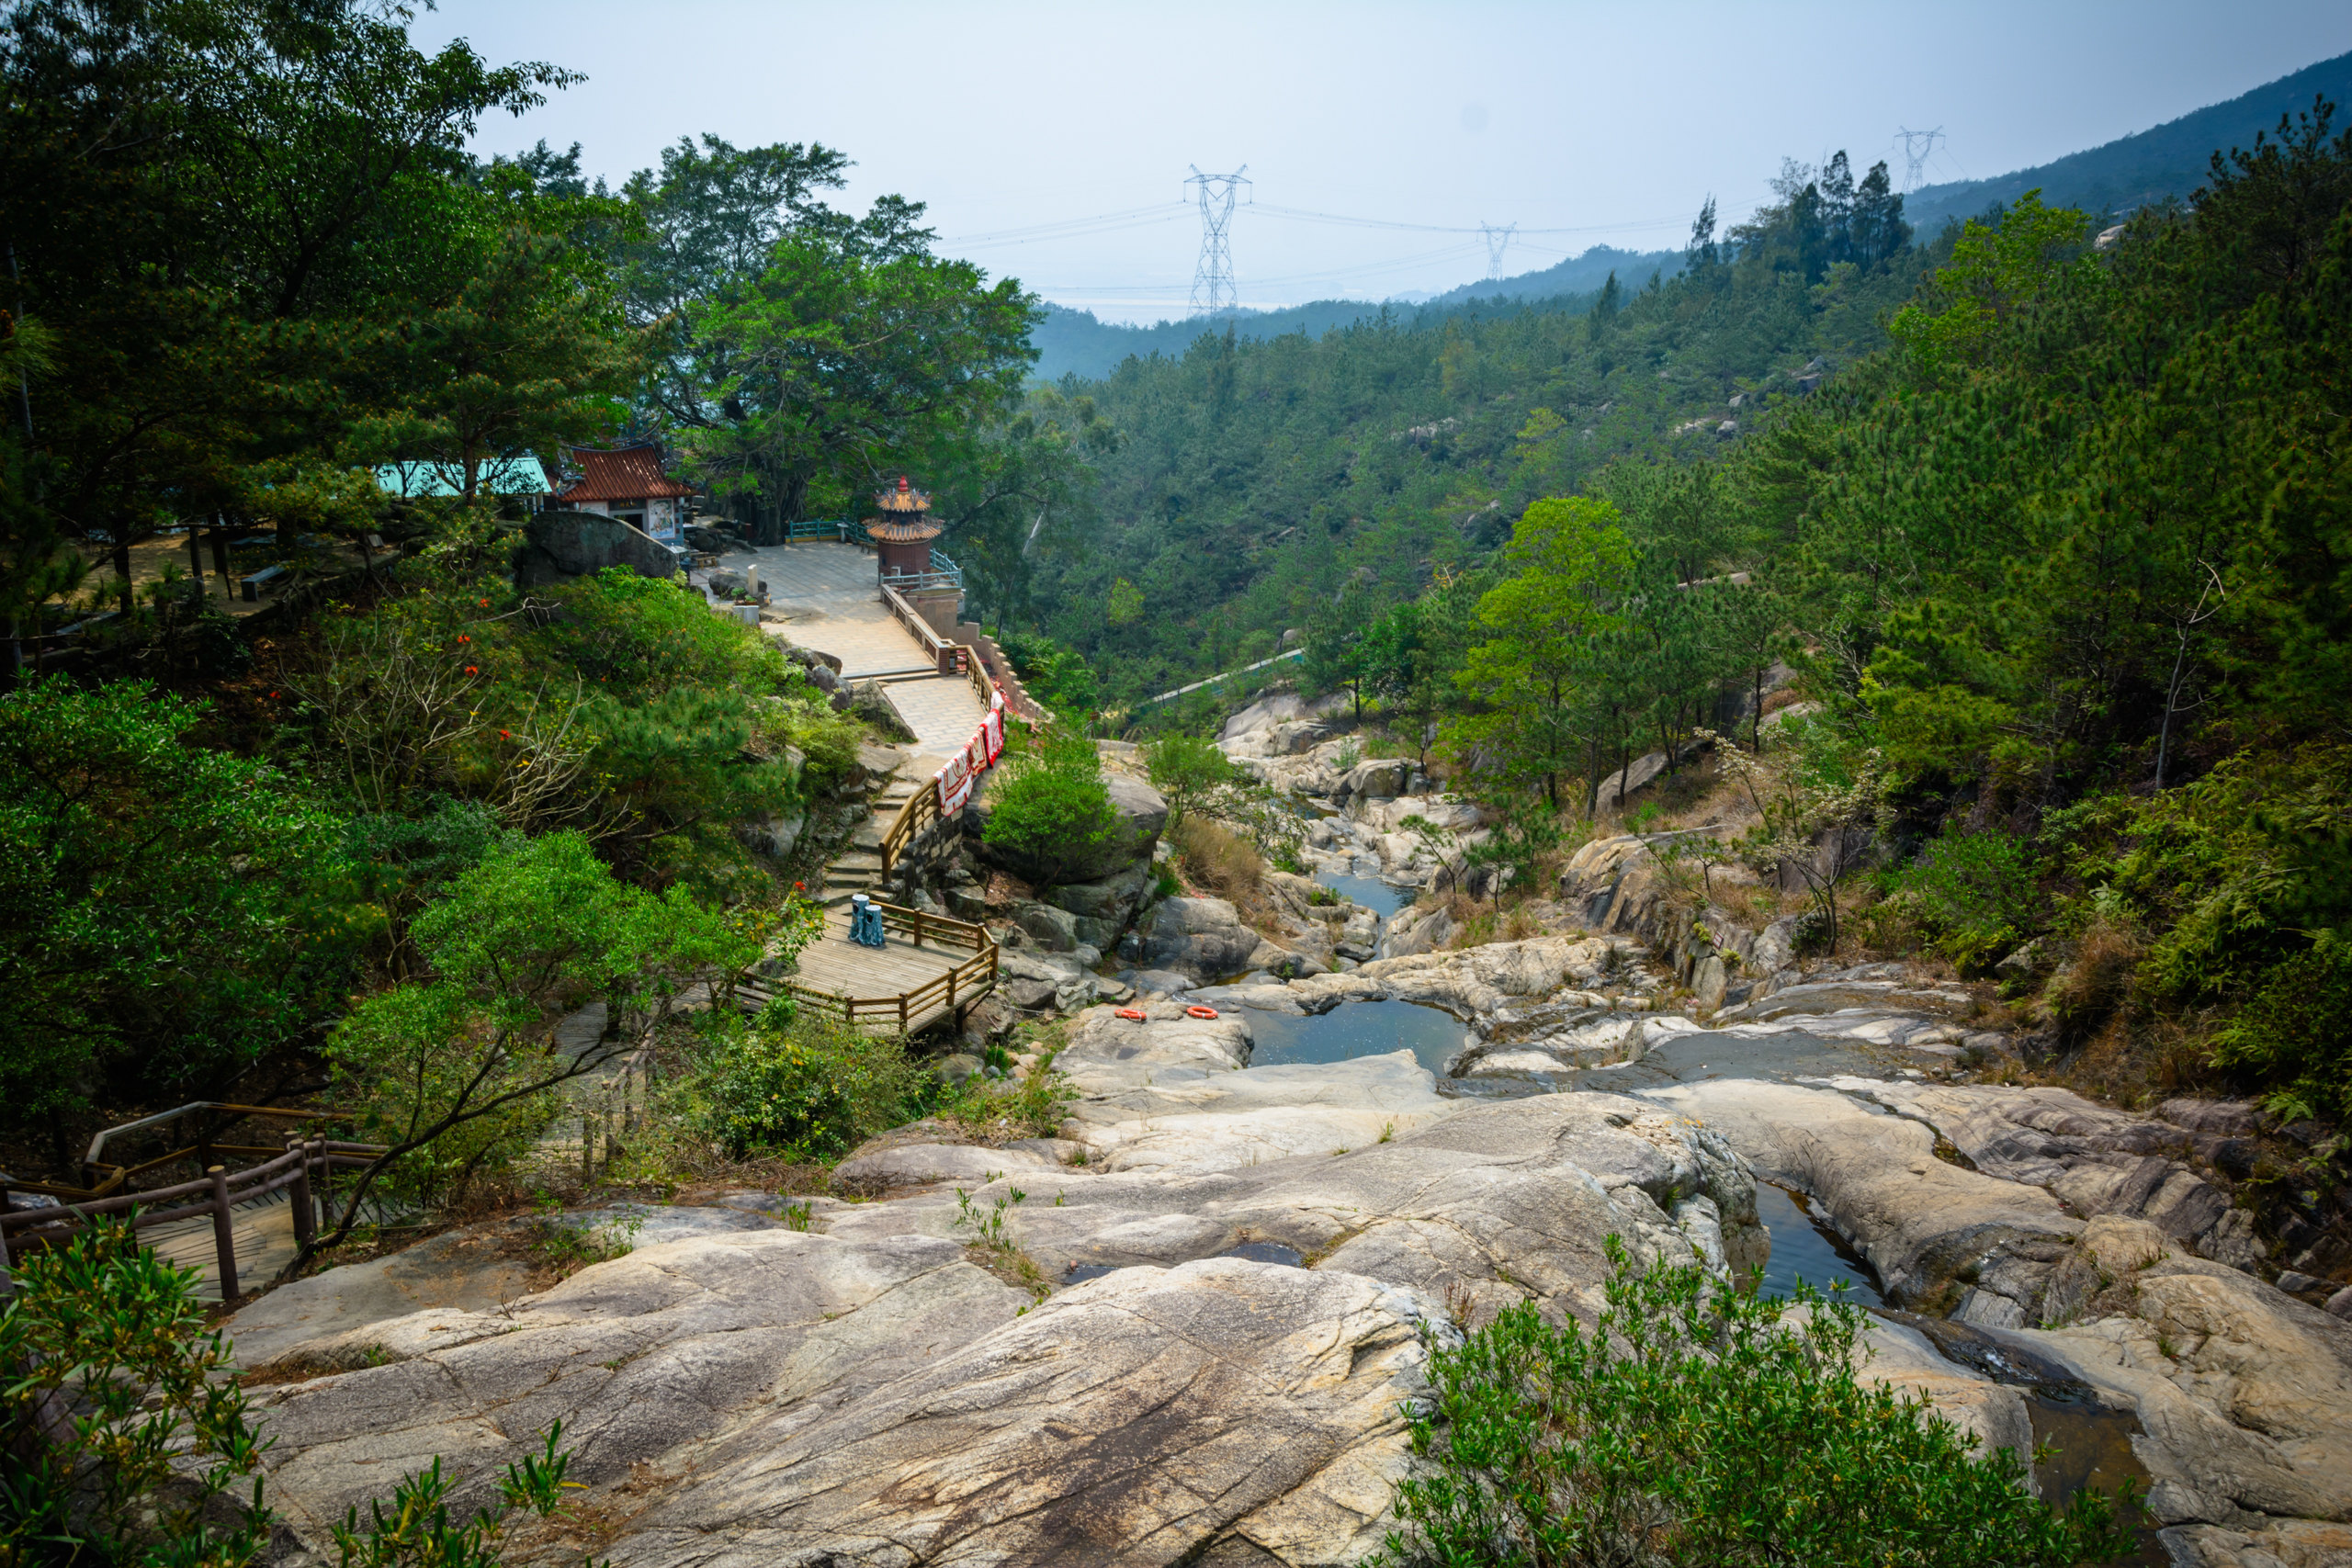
left=864, top=475, right=964, bottom=634
left=864, top=476, right=947, bottom=582
left=545, top=443, right=695, bottom=546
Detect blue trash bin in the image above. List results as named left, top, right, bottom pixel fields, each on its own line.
left=849, top=894, right=887, bottom=949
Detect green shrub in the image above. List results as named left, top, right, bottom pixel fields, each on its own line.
left=0, top=678, right=369, bottom=1139
left=980, top=724, right=1117, bottom=883
left=2210, top=934, right=2352, bottom=1122
left=1882, top=825, right=2044, bottom=975
left=1141, top=732, right=1233, bottom=832
left=0, top=1222, right=273, bottom=1566
left=997, top=629, right=1099, bottom=719
left=944, top=1044, right=1078, bottom=1142
left=684, top=1014, right=925, bottom=1160
left=1377, top=1241, right=2138, bottom=1568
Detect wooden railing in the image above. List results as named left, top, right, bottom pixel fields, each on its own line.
left=1, top=1136, right=384, bottom=1301
left=874, top=646, right=1052, bottom=878
left=880, top=770, right=944, bottom=878
left=574, top=1046, right=655, bottom=1186
left=0, top=1101, right=355, bottom=1203
left=747, top=902, right=998, bottom=1033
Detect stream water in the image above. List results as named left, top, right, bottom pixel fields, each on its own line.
left=1312, top=867, right=1411, bottom=918
left=1752, top=1181, right=1886, bottom=1307
left=1244, top=998, right=1467, bottom=1077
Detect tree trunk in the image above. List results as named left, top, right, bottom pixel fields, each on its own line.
left=210, top=513, right=232, bottom=597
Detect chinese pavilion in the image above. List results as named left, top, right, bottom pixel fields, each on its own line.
left=864, top=476, right=944, bottom=583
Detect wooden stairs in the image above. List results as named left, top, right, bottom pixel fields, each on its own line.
left=820, top=760, right=920, bottom=908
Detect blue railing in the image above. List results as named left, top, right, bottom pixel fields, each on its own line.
left=879, top=548, right=963, bottom=593
left=786, top=518, right=848, bottom=541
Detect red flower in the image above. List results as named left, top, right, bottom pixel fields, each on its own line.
left=464, top=665, right=478, bottom=675
left=499, top=729, right=511, bottom=739
left=457, top=635, right=471, bottom=644
left=478, top=598, right=490, bottom=608
left=794, top=882, right=806, bottom=891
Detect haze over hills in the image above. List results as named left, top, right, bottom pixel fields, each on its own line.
left=1026, top=48, right=2352, bottom=383
left=1031, top=242, right=1683, bottom=381
left=1901, top=47, right=2352, bottom=231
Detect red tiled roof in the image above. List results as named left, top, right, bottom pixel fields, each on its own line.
left=549, top=445, right=695, bottom=503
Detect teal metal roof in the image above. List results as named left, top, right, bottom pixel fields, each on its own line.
left=374, top=457, right=550, bottom=499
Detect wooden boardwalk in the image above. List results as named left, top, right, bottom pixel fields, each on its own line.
left=744, top=904, right=997, bottom=1035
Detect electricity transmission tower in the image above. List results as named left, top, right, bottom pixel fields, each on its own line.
left=1481, top=221, right=1517, bottom=281
left=1894, top=127, right=1945, bottom=194
left=1185, top=164, right=1251, bottom=312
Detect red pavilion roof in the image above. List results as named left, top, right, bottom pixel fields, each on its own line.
left=549, top=444, right=695, bottom=504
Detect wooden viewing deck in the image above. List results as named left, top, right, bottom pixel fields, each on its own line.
left=740, top=901, right=997, bottom=1035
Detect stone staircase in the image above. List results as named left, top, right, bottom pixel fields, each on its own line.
left=818, top=758, right=921, bottom=908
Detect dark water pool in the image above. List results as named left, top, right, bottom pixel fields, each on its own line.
left=1754, top=1181, right=1886, bottom=1307
left=1312, top=868, right=1412, bottom=918
left=1246, top=999, right=1467, bottom=1077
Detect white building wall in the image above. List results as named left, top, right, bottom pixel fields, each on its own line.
left=560, top=495, right=684, bottom=542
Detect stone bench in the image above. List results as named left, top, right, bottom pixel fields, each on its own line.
left=239, top=563, right=288, bottom=602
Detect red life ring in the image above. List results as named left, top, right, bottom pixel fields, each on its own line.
left=1185, top=1005, right=1220, bottom=1020
left=1114, top=1007, right=1148, bottom=1021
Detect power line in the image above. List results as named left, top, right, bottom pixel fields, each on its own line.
left=1480, top=221, right=1516, bottom=280
left=1184, top=165, right=1251, bottom=312
left=1894, top=127, right=1946, bottom=195
left=941, top=204, right=1186, bottom=247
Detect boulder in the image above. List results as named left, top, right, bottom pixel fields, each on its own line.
left=238, top=1046, right=2153, bottom=1566
left=1594, top=750, right=1671, bottom=810
left=733, top=813, right=803, bottom=860
left=1338, top=759, right=1412, bottom=800
left=966, top=771, right=1169, bottom=886
left=1640, top=1078, right=2081, bottom=1306
left=513, top=509, right=680, bottom=589
left=1219, top=689, right=1350, bottom=743
left=846, top=681, right=916, bottom=743
left=1012, top=900, right=1081, bottom=952
left=1134, top=895, right=1262, bottom=981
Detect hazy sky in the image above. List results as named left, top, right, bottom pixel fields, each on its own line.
left=411, top=1, right=2348, bottom=322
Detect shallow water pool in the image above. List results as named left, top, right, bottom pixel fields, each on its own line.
left=1245, top=999, right=1468, bottom=1077
left=1312, top=868, right=1412, bottom=919
left=1753, top=1181, right=1885, bottom=1307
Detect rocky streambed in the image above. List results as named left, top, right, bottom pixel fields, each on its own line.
left=225, top=927, right=2352, bottom=1566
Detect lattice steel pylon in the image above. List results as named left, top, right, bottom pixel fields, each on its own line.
left=1185, top=164, right=1251, bottom=312
left=1895, top=127, right=1945, bottom=194
left=1481, top=221, right=1517, bottom=281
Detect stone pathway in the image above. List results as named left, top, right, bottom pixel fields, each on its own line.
left=695, top=540, right=989, bottom=906
left=700, top=540, right=988, bottom=752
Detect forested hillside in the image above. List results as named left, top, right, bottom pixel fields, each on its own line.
left=1032, top=241, right=1683, bottom=379
left=1904, top=48, right=2352, bottom=231
left=1012, top=100, right=2352, bottom=1129
left=991, top=152, right=1917, bottom=698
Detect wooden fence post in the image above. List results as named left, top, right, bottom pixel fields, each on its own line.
left=207, top=1167, right=239, bottom=1302
left=582, top=1114, right=594, bottom=1187
left=288, top=1138, right=315, bottom=1255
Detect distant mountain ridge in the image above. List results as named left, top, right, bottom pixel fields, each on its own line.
left=1903, top=49, right=2352, bottom=231
left=1030, top=243, right=1678, bottom=382
left=1024, top=48, right=2352, bottom=383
